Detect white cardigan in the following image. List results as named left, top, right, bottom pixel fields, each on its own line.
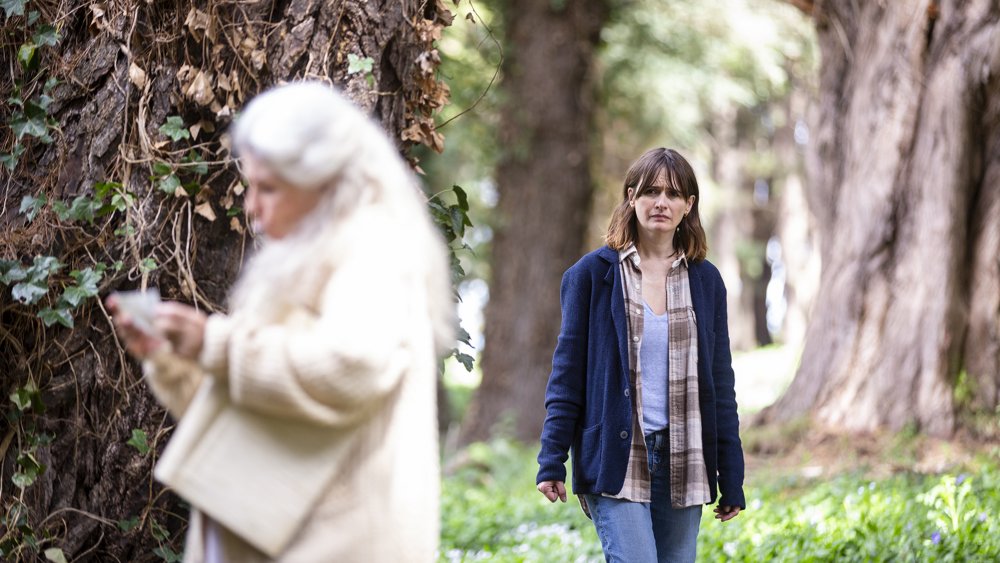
left=144, top=207, right=443, bottom=562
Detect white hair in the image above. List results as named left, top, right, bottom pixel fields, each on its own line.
left=228, top=82, right=455, bottom=356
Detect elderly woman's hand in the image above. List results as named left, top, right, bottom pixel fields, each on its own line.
left=154, top=302, right=208, bottom=362
left=106, top=295, right=166, bottom=359
left=106, top=297, right=207, bottom=362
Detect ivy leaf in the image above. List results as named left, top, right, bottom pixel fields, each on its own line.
left=12, top=471, right=36, bottom=489
left=17, top=42, right=37, bottom=71
left=152, top=546, right=182, bottom=563
left=12, top=280, right=48, bottom=304
left=149, top=519, right=169, bottom=542
left=38, top=306, right=73, bottom=328
left=62, top=195, right=101, bottom=224
left=94, top=181, right=122, bottom=200
left=151, top=161, right=172, bottom=177
left=454, top=351, right=475, bottom=372
left=184, top=149, right=208, bottom=176
left=109, top=192, right=134, bottom=212
left=19, top=193, right=47, bottom=222
left=1, top=143, right=26, bottom=171
left=453, top=185, right=470, bottom=211
left=32, top=24, right=60, bottom=47
left=117, top=517, right=140, bottom=532
left=1, top=0, right=25, bottom=19
left=13, top=452, right=45, bottom=489
left=51, top=200, right=70, bottom=221
left=127, top=429, right=151, bottom=455
left=9, top=384, right=39, bottom=411
left=158, top=174, right=181, bottom=193
left=140, top=257, right=158, bottom=273
left=347, top=53, right=374, bottom=75
left=0, top=259, right=27, bottom=285
left=12, top=255, right=63, bottom=303
left=456, top=325, right=472, bottom=346
left=158, top=116, right=190, bottom=141
left=43, top=547, right=68, bottom=563
left=61, top=267, right=103, bottom=307
left=114, top=224, right=136, bottom=237
left=9, top=108, right=47, bottom=140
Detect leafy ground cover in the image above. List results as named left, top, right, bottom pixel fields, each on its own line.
left=440, top=438, right=1000, bottom=562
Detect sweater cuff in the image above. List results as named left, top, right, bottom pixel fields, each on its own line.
left=199, top=314, right=233, bottom=379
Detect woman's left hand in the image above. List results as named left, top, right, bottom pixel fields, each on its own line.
left=154, top=302, right=208, bottom=362
left=714, top=504, right=741, bottom=522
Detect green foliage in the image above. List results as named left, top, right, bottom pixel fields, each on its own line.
left=347, top=53, right=374, bottom=75
left=19, top=193, right=46, bottom=221
left=428, top=185, right=476, bottom=370
left=43, top=547, right=68, bottom=563
left=441, top=441, right=1000, bottom=561
left=127, top=429, right=151, bottom=456
left=1, top=0, right=26, bottom=19
left=441, top=439, right=603, bottom=561
left=347, top=53, right=375, bottom=87
left=158, top=115, right=190, bottom=141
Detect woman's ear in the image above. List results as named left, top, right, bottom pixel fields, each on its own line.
left=627, top=188, right=635, bottom=204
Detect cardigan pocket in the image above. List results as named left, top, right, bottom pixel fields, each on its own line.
left=575, top=422, right=603, bottom=486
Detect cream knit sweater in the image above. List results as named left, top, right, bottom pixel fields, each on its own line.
left=144, top=206, right=445, bottom=562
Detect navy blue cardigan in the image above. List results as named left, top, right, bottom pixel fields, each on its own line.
left=536, top=246, right=746, bottom=509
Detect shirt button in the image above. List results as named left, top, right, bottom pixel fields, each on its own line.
left=632, top=336, right=639, bottom=342
left=635, top=308, right=642, bottom=314
left=624, top=388, right=630, bottom=397
left=620, top=431, right=628, bottom=439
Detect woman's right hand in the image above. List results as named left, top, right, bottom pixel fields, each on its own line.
left=537, top=480, right=567, bottom=503
left=106, top=295, right=166, bottom=360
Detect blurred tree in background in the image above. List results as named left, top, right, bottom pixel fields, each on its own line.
left=761, top=0, right=1000, bottom=436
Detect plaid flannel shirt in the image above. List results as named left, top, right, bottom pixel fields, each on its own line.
left=606, top=245, right=711, bottom=507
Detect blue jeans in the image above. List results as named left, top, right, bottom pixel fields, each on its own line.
left=584, top=430, right=702, bottom=563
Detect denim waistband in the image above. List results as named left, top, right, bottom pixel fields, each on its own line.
left=644, top=428, right=669, bottom=452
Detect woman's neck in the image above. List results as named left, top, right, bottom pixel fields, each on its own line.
left=636, top=232, right=677, bottom=263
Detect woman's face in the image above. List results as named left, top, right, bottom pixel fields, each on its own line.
left=241, top=156, right=325, bottom=239
left=628, top=170, right=695, bottom=239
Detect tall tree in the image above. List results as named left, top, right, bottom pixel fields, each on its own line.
left=762, top=0, right=1000, bottom=435
left=0, top=0, right=451, bottom=560
left=459, top=0, right=609, bottom=444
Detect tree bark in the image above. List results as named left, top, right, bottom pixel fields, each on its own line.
left=763, top=0, right=1000, bottom=436
left=459, top=0, right=609, bottom=444
left=0, top=1, right=450, bottom=560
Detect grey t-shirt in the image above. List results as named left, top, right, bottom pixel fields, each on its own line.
left=640, top=301, right=669, bottom=433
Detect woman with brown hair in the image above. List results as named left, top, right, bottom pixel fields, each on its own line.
left=536, top=148, right=745, bottom=562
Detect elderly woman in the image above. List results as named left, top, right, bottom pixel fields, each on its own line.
left=536, top=148, right=745, bottom=562
left=108, top=82, right=453, bottom=562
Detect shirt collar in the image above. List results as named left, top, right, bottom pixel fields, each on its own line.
left=618, top=243, right=688, bottom=268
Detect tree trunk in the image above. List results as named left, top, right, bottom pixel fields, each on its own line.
left=0, top=1, right=451, bottom=560
left=459, top=0, right=609, bottom=444
left=763, top=0, right=1000, bottom=436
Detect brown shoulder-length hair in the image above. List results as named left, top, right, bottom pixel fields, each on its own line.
left=605, top=147, right=708, bottom=261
